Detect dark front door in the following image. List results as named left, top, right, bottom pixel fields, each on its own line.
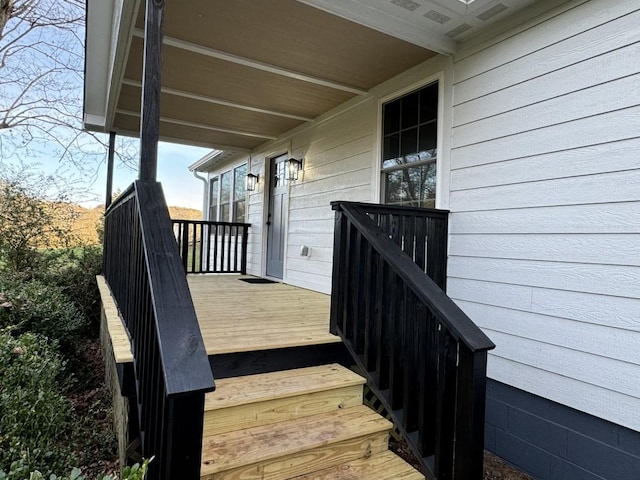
left=266, top=154, right=288, bottom=279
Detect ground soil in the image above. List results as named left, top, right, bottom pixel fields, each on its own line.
left=67, top=339, right=119, bottom=478
left=390, top=436, right=534, bottom=480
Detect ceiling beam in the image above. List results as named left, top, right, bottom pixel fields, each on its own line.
left=121, top=78, right=314, bottom=122
left=132, top=29, right=368, bottom=95
left=111, top=126, right=250, bottom=151
left=116, top=109, right=278, bottom=140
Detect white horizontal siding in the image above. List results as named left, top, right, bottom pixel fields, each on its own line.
left=450, top=0, right=640, bottom=431
left=450, top=234, right=640, bottom=266
left=448, top=278, right=640, bottom=331
left=448, top=257, right=640, bottom=299
left=456, top=300, right=640, bottom=365
left=453, top=0, right=638, bottom=86
left=451, top=106, right=640, bottom=169
left=449, top=202, right=640, bottom=235
left=282, top=101, right=375, bottom=291
left=246, top=157, right=265, bottom=276
left=451, top=138, right=640, bottom=191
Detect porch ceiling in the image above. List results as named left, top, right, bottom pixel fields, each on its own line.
left=109, top=0, right=439, bottom=150
left=90, top=0, right=542, bottom=151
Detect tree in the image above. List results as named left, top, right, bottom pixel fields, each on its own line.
left=0, top=163, right=78, bottom=273
left=0, top=0, right=135, bottom=179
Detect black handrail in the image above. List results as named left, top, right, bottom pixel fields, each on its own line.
left=103, top=181, right=215, bottom=479
left=171, top=219, right=250, bottom=274
left=330, top=201, right=495, bottom=479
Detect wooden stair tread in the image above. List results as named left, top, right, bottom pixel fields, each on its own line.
left=200, top=405, right=392, bottom=476
left=288, top=451, right=425, bottom=479
left=205, top=364, right=365, bottom=410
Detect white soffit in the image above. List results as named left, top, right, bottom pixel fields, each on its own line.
left=297, top=0, right=540, bottom=52
left=84, top=0, right=115, bottom=130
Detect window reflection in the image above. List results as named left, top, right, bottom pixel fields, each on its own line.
left=381, top=81, right=438, bottom=208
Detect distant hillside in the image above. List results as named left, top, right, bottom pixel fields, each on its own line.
left=69, top=204, right=202, bottom=246
left=168, top=206, right=203, bottom=221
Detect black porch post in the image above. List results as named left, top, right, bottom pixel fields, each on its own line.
left=139, top=0, right=165, bottom=182
left=105, top=131, right=116, bottom=209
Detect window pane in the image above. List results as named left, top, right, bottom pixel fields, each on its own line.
left=383, top=162, right=436, bottom=208
left=234, top=200, right=245, bottom=223
left=209, top=178, right=219, bottom=221
left=400, top=127, right=418, bottom=157
left=220, top=172, right=231, bottom=204
left=221, top=203, right=230, bottom=222
left=383, top=100, right=401, bottom=134
left=383, top=133, right=400, bottom=163
left=419, top=83, right=438, bottom=123
left=401, top=90, right=420, bottom=129
left=418, top=122, right=437, bottom=158
left=219, top=172, right=231, bottom=221
left=234, top=164, right=247, bottom=201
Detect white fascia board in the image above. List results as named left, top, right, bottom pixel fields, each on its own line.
left=297, top=0, right=457, bottom=55
left=84, top=0, right=117, bottom=132
left=105, top=0, right=140, bottom=130
left=83, top=113, right=107, bottom=132
left=189, top=150, right=225, bottom=172
left=189, top=149, right=250, bottom=173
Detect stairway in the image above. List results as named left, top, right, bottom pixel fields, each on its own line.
left=200, top=364, right=424, bottom=480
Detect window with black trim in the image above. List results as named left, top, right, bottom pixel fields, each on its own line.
left=381, top=81, right=438, bottom=208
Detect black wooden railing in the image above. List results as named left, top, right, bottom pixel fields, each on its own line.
left=331, top=201, right=495, bottom=480
left=103, top=181, right=215, bottom=479
left=172, top=219, right=250, bottom=274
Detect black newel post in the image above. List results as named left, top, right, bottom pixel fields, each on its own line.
left=139, top=0, right=165, bottom=182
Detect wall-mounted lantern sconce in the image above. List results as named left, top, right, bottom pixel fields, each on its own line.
left=287, top=158, right=303, bottom=181
left=246, top=173, right=259, bottom=191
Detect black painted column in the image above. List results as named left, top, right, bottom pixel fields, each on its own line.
left=105, top=131, right=116, bottom=209
left=139, top=0, right=165, bottom=182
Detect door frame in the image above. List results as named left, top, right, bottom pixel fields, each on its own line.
left=261, top=149, right=291, bottom=281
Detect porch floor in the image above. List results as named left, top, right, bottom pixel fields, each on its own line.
left=101, top=274, right=339, bottom=363
left=188, top=274, right=339, bottom=355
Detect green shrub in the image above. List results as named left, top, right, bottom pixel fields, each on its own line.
left=0, top=332, right=73, bottom=476
left=40, top=247, right=103, bottom=338
left=0, top=458, right=152, bottom=480
left=0, top=276, right=84, bottom=350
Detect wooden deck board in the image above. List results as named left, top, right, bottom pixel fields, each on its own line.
left=98, top=274, right=339, bottom=363
left=188, top=275, right=339, bottom=356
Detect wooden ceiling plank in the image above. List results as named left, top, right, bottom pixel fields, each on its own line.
left=124, top=39, right=355, bottom=119
left=132, top=29, right=368, bottom=95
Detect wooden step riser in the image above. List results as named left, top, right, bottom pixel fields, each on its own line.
left=204, top=385, right=364, bottom=436
left=201, top=431, right=389, bottom=480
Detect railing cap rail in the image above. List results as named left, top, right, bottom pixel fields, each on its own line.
left=332, top=200, right=450, bottom=218
left=171, top=219, right=252, bottom=228
left=134, top=180, right=215, bottom=397
left=338, top=202, right=495, bottom=353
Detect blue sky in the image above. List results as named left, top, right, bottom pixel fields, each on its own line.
left=91, top=141, right=211, bottom=210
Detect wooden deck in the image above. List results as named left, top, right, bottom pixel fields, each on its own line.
left=100, top=274, right=339, bottom=362
left=188, top=275, right=339, bottom=355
